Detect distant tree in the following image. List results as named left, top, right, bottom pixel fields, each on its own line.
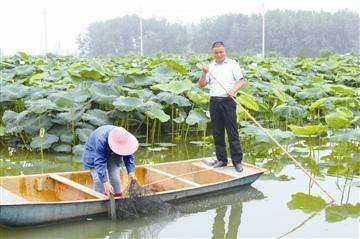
left=78, top=11, right=359, bottom=57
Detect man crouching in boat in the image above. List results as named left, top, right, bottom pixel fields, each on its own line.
left=82, top=125, right=139, bottom=197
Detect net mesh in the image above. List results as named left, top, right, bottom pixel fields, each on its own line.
left=115, top=180, right=179, bottom=220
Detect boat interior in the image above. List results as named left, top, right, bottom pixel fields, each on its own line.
left=0, top=159, right=257, bottom=204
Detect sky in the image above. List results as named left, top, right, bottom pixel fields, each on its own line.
left=0, top=0, right=358, bottom=55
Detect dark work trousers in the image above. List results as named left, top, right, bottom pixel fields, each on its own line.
left=209, top=97, right=243, bottom=164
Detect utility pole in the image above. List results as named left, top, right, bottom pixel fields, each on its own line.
left=43, top=8, right=48, bottom=55
left=262, top=1, right=265, bottom=58
left=139, top=6, right=144, bottom=56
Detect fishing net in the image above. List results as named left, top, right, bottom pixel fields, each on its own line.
left=114, top=180, right=179, bottom=220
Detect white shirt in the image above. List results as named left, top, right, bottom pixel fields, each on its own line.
left=205, top=58, right=244, bottom=97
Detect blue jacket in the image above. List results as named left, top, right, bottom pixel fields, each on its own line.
left=82, top=125, right=135, bottom=183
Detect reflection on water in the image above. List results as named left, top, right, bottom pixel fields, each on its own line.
left=176, top=186, right=265, bottom=239
left=0, top=187, right=264, bottom=239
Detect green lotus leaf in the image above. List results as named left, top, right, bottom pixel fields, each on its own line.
left=326, top=203, right=360, bottom=222
left=76, top=127, right=93, bottom=143
left=113, top=96, right=143, bottom=112
left=333, top=97, right=360, bottom=110
left=274, top=103, right=306, bottom=122
left=2, top=110, right=20, bottom=133
left=82, top=109, right=110, bottom=126
left=25, top=98, right=57, bottom=114
left=16, top=51, right=30, bottom=62
left=128, top=75, right=152, bottom=86
left=330, top=129, right=360, bottom=142
left=186, top=91, right=209, bottom=105
left=90, top=83, right=120, bottom=104
left=273, top=88, right=286, bottom=102
left=336, top=107, right=353, bottom=119
left=328, top=85, right=354, bottom=96
left=295, top=88, right=327, bottom=100
left=48, top=93, right=76, bottom=109
left=163, top=59, right=188, bottom=74
left=237, top=93, right=259, bottom=111
left=145, top=108, right=170, bottom=123
left=287, top=192, right=326, bottom=213
left=18, top=113, right=53, bottom=135
left=173, top=111, right=187, bottom=124
left=14, top=65, right=35, bottom=77
left=49, top=125, right=74, bottom=144
left=68, top=62, right=105, bottom=80
left=151, top=79, right=193, bottom=94
left=149, top=63, right=177, bottom=83
left=72, top=144, right=84, bottom=156
left=53, top=144, right=72, bottom=153
left=52, top=108, right=85, bottom=125
left=325, top=112, right=352, bottom=129
left=155, top=92, right=191, bottom=107
left=309, top=98, right=326, bottom=111
left=30, top=133, right=59, bottom=149
left=0, top=84, right=29, bottom=102
left=288, top=124, right=327, bottom=136
left=186, top=109, right=208, bottom=130
left=241, top=125, right=295, bottom=144
left=132, top=89, right=155, bottom=102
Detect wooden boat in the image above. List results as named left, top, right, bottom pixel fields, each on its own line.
left=0, top=157, right=266, bottom=227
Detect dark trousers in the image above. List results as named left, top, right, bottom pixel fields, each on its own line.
left=210, top=97, right=243, bottom=164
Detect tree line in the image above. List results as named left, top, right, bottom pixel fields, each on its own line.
left=77, top=10, right=359, bottom=57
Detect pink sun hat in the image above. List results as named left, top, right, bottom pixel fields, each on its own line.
left=108, top=127, right=139, bottom=155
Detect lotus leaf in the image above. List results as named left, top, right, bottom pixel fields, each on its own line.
left=325, top=112, right=352, bottom=129
left=53, top=144, right=72, bottom=153
left=30, top=133, right=59, bottom=149
left=155, top=92, right=191, bottom=107
left=295, top=88, right=327, bottom=100
left=25, top=98, right=57, bottom=114
left=287, top=192, right=326, bottom=213
left=186, top=109, right=208, bottom=130
left=90, top=83, right=120, bottom=104
left=0, top=84, right=29, bottom=101
left=76, top=128, right=93, bottom=143
left=82, top=109, right=110, bottom=126
left=237, top=93, right=259, bottom=111
left=326, top=203, right=360, bottom=222
left=145, top=108, right=170, bottom=122
left=288, top=124, right=326, bottom=136
left=151, top=79, right=193, bottom=94
left=113, top=96, right=143, bottom=112
left=72, top=144, right=84, bottom=156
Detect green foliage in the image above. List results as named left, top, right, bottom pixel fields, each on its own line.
left=287, top=193, right=326, bottom=213
left=325, top=203, right=360, bottom=222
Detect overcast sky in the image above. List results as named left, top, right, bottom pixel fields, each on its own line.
left=0, top=0, right=358, bottom=55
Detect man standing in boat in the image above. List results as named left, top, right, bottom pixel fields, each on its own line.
left=199, top=41, right=245, bottom=173
left=82, top=125, right=138, bottom=196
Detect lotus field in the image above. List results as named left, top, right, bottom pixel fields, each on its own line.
left=0, top=52, right=359, bottom=173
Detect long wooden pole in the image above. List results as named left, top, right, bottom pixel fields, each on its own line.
left=208, top=71, right=336, bottom=203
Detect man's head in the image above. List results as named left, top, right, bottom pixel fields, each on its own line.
left=211, top=41, right=226, bottom=64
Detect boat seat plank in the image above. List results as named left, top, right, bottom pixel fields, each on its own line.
left=145, top=167, right=201, bottom=187
left=0, top=186, right=29, bottom=203
left=48, top=174, right=107, bottom=199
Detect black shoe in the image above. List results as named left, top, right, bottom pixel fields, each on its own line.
left=234, top=163, right=243, bottom=172
left=213, top=161, right=227, bottom=168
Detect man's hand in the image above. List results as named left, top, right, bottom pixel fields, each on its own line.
left=129, top=172, right=137, bottom=181
left=103, top=181, right=114, bottom=195
left=227, top=89, right=236, bottom=98
left=202, top=65, right=209, bottom=74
